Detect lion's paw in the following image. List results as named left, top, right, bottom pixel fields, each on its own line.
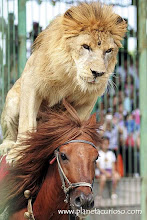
left=0, top=141, right=15, bottom=155
left=6, top=147, right=21, bottom=166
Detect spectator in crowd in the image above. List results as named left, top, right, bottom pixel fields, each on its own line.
left=125, top=113, right=136, bottom=134
left=132, top=107, right=140, bottom=131
left=29, top=22, right=42, bottom=42
left=116, top=54, right=128, bottom=82
left=96, top=136, right=120, bottom=199
left=124, top=93, right=132, bottom=113
left=103, top=114, right=118, bottom=151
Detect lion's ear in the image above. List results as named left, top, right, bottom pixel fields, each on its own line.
left=64, top=9, right=73, bottom=20
left=116, top=16, right=126, bottom=25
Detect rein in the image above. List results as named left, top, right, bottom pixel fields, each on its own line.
left=24, top=139, right=98, bottom=220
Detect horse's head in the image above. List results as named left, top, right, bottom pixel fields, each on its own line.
left=0, top=100, right=102, bottom=219
left=55, top=134, right=99, bottom=217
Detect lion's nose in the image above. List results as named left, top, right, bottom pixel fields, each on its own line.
left=91, top=70, right=105, bottom=78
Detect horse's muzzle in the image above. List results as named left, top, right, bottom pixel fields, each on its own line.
left=71, top=191, right=94, bottom=211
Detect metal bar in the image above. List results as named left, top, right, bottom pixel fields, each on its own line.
left=138, top=0, right=147, bottom=219
left=1, top=0, right=5, bottom=109
left=7, top=0, right=10, bottom=91
left=18, top=0, right=26, bottom=77
left=133, top=0, right=138, bottom=177
left=13, top=0, right=17, bottom=82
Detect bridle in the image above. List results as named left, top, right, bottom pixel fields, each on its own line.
left=55, top=139, right=98, bottom=203
left=24, top=139, right=98, bottom=220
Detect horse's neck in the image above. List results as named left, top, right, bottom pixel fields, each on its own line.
left=33, top=162, right=68, bottom=220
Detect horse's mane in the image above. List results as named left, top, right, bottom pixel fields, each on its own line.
left=0, top=100, right=102, bottom=214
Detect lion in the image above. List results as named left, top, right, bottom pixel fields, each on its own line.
left=0, top=2, right=127, bottom=158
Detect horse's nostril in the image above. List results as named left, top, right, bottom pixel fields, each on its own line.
left=74, top=193, right=94, bottom=210
left=74, top=193, right=94, bottom=209
left=74, top=196, right=82, bottom=207
left=89, top=199, right=94, bottom=209
left=87, top=194, right=94, bottom=209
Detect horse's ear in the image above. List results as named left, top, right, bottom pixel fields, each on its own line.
left=89, top=113, right=97, bottom=126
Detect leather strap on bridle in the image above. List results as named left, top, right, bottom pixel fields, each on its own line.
left=55, top=139, right=97, bottom=203
left=57, top=139, right=97, bottom=150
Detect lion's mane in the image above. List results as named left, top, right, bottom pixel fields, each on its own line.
left=30, top=2, right=127, bottom=99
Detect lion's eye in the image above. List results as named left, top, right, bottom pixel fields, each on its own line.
left=82, top=44, right=91, bottom=50
left=105, top=48, right=113, bottom=53
left=61, top=153, right=68, bottom=161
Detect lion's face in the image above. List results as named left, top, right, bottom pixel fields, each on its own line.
left=67, top=32, right=118, bottom=93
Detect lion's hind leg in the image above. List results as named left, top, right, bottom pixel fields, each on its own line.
left=0, top=80, right=20, bottom=155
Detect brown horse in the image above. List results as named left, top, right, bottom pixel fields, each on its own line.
left=0, top=100, right=101, bottom=220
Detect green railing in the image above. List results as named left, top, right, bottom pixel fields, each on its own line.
left=138, top=0, right=147, bottom=219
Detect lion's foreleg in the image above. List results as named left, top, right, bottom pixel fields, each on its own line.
left=18, top=90, right=41, bottom=138
left=7, top=79, right=42, bottom=162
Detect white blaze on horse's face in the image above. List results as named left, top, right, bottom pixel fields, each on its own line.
left=59, top=138, right=99, bottom=216
left=67, top=32, right=118, bottom=92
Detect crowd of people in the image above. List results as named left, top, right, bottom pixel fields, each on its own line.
left=95, top=53, right=140, bottom=199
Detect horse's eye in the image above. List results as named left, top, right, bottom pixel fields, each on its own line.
left=82, top=44, right=90, bottom=50
left=61, top=153, right=68, bottom=161
left=105, top=48, right=113, bottom=53
left=95, top=154, right=100, bottom=161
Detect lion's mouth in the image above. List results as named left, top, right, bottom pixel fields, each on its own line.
left=80, top=76, right=97, bottom=84
left=89, top=79, right=96, bottom=84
